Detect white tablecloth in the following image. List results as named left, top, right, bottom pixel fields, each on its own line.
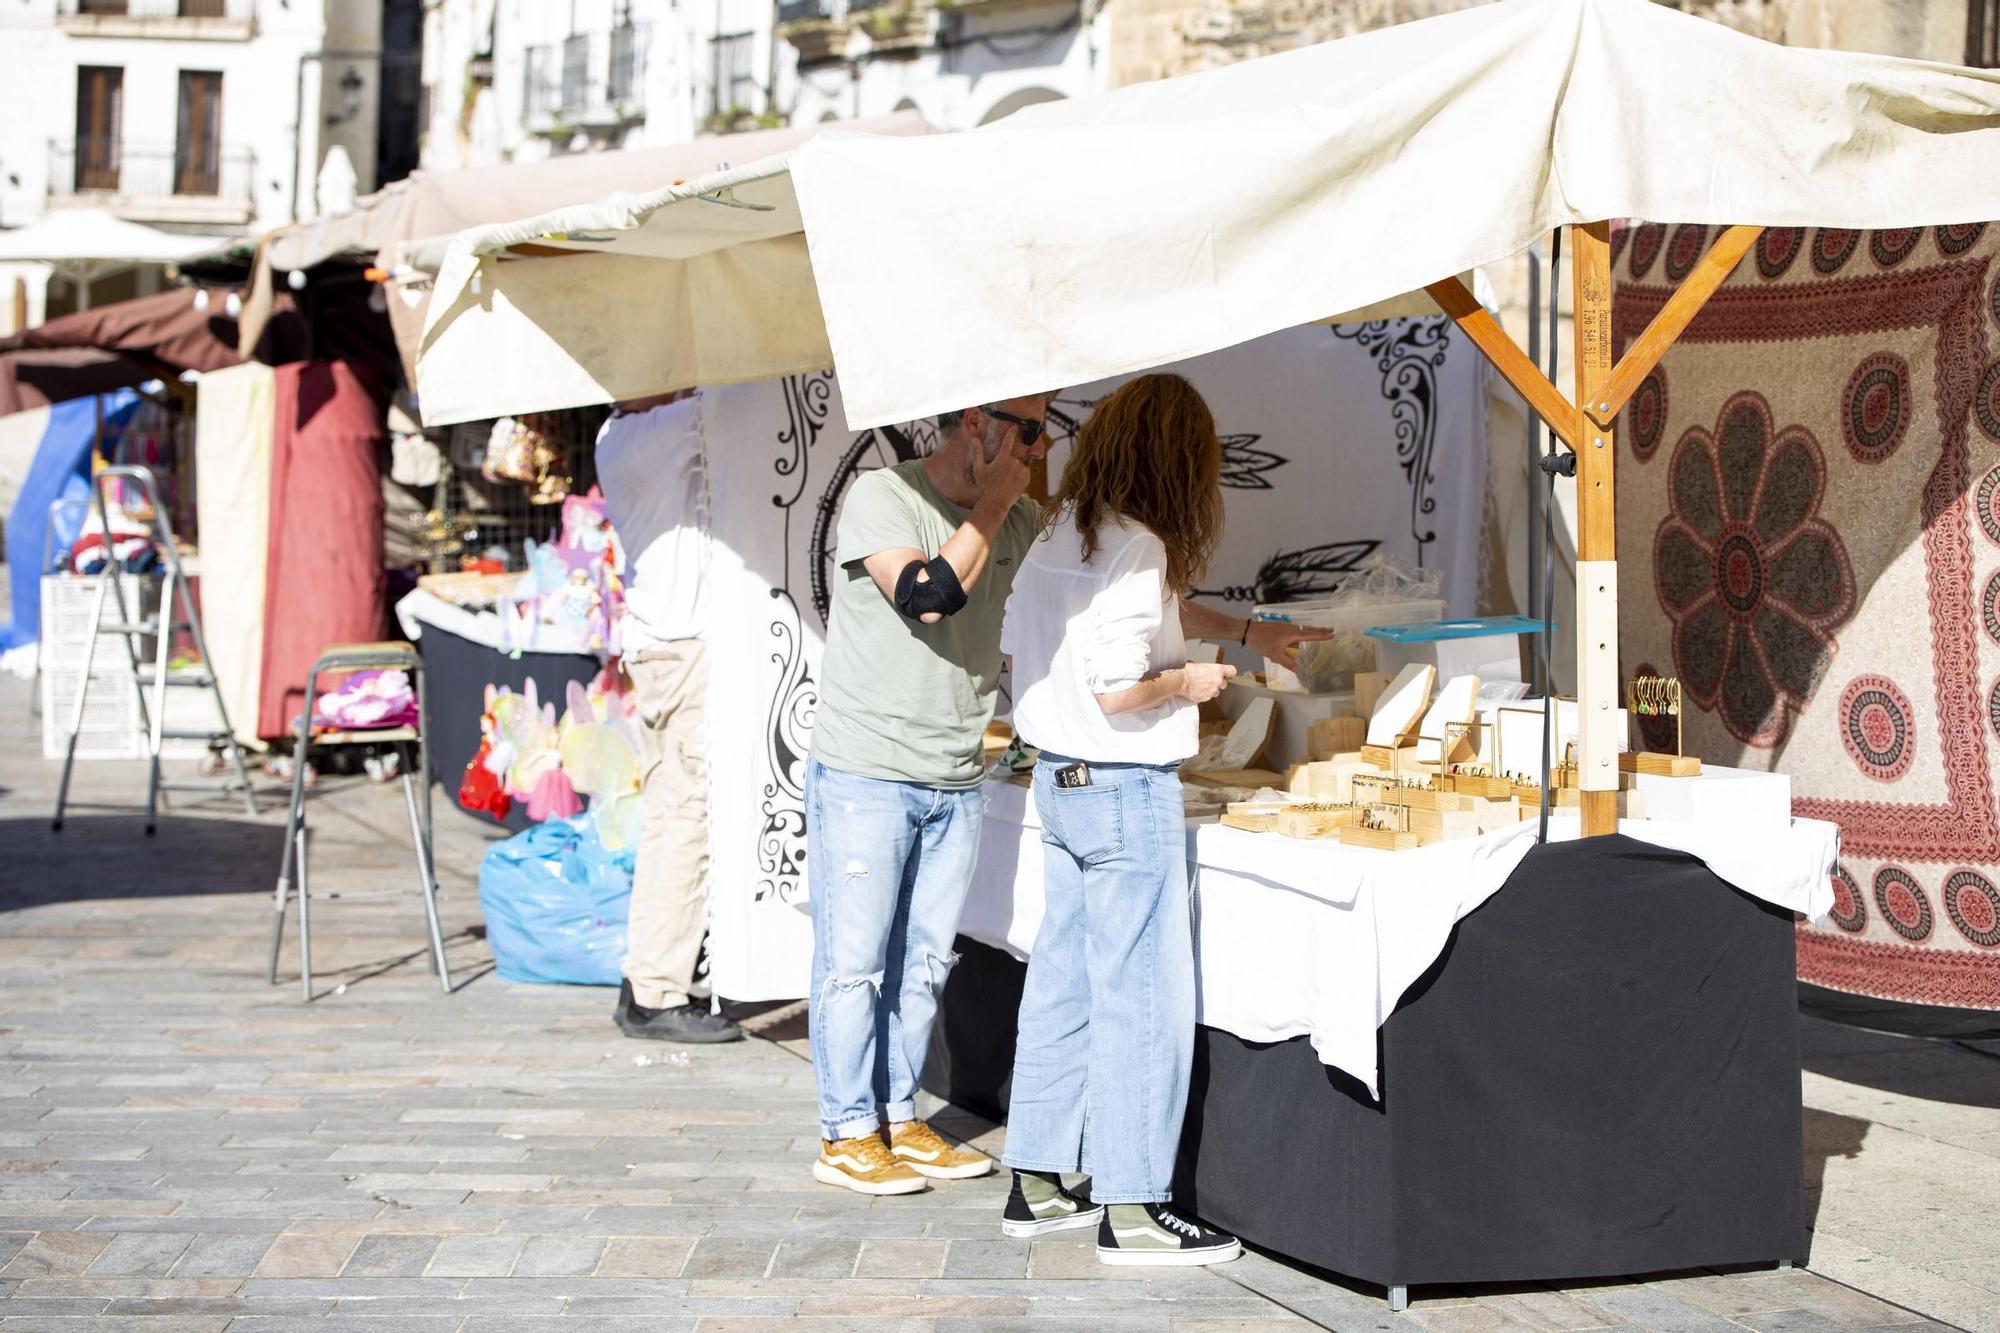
left=961, top=777, right=1838, bottom=1098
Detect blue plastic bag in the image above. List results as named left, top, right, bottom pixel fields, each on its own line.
left=478, top=813, right=633, bottom=986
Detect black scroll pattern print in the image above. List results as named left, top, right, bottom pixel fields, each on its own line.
left=1329, top=318, right=1451, bottom=560
left=754, top=372, right=835, bottom=905
left=1192, top=539, right=1382, bottom=604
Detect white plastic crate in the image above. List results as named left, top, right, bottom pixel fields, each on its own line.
left=40, top=576, right=231, bottom=761
left=39, top=576, right=144, bottom=760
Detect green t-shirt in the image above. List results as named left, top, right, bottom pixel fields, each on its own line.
left=813, top=460, right=1040, bottom=789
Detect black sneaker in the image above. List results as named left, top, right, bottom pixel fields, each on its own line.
left=1096, top=1202, right=1242, bottom=1266
left=1000, top=1171, right=1103, bottom=1237
left=614, top=979, right=744, bottom=1043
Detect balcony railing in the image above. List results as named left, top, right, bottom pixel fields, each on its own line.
left=59, top=0, right=254, bottom=15
left=49, top=139, right=256, bottom=219
left=608, top=22, right=649, bottom=105
left=525, top=45, right=559, bottom=121
left=57, top=0, right=255, bottom=34
left=561, top=32, right=594, bottom=115
left=525, top=29, right=646, bottom=129
left=777, top=0, right=832, bottom=24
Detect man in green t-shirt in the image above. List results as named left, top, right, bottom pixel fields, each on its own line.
left=806, top=397, right=1048, bottom=1195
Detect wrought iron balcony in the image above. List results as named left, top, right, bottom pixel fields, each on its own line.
left=561, top=32, right=595, bottom=115
left=526, top=29, right=646, bottom=130
left=56, top=0, right=255, bottom=35
left=608, top=21, right=650, bottom=106
left=48, top=139, right=257, bottom=224
left=524, top=44, right=561, bottom=122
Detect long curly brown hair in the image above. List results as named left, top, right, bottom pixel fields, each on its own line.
left=1049, top=373, right=1224, bottom=592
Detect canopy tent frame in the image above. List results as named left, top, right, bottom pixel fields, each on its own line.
left=408, top=0, right=2000, bottom=841
left=1426, top=222, right=1763, bottom=835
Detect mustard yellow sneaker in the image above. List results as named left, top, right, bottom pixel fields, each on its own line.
left=887, top=1118, right=994, bottom=1180
left=813, top=1134, right=928, bottom=1196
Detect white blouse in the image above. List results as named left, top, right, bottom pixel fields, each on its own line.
left=1001, top=513, right=1196, bottom=765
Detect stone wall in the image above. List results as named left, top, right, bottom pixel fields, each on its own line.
left=1107, top=0, right=1973, bottom=90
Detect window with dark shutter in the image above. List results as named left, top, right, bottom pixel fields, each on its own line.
left=74, top=66, right=123, bottom=192
left=1971, top=0, right=1999, bottom=67
left=175, top=71, right=223, bottom=196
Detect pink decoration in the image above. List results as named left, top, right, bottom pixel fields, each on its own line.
left=525, top=767, right=584, bottom=822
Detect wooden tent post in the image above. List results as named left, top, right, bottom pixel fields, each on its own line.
left=1426, top=222, right=1762, bottom=838
left=1570, top=221, right=1620, bottom=836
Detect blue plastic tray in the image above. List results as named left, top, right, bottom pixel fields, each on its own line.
left=1364, top=615, right=1554, bottom=642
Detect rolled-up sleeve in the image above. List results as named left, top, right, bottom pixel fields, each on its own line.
left=1082, top=537, right=1167, bottom=695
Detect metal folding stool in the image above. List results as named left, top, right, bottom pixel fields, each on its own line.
left=266, top=641, right=451, bottom=1000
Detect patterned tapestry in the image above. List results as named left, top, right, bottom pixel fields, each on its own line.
left=1613, top=222, right=2000, bottom=1012
left=698, top=323, right=1493, bottom=1000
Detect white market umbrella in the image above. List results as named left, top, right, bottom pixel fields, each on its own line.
left=0, top=209, right=232, bottom=309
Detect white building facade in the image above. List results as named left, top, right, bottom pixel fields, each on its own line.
left=779, top=0, right=1100, bottom=129
left=0, top=0, right=391, bottom=328
left=420, top=0, right=785, bottom=170
left=416, top=0, right=1101, bottom=177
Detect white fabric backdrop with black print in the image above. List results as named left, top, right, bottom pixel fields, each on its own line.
left=698, top=322, right=1492, bottom=1001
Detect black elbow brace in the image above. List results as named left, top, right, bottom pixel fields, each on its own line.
left=894, top=557, right=969, bottom=619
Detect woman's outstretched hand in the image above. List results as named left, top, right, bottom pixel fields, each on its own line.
left=1178, top=662, right=1238, bottom=703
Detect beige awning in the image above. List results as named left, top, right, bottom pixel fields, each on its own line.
left=411, top=151, right=1453, bottom=426
left=250, top=113, right=932, bottom=409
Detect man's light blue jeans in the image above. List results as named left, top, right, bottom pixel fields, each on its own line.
left=806, top=756, right=984, bottom=1142
left=1002, top=755, right=1195, bottom=1204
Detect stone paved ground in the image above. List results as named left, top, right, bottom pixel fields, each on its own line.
left=2, top=666, right=1997, bottom=1331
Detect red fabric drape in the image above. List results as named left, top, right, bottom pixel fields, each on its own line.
left=256, top=361, right=386, bottom=739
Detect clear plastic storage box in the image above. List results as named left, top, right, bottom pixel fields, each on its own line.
left=1253, top=596, right=1447, bottom=693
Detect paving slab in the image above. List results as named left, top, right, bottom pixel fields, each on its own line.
left=1, top=663, right=1994, bottom=1331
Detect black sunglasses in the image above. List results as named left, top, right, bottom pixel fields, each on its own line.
left=983, top=407, right=1044, bottom=447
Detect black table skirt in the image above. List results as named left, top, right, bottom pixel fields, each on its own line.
left=415, top=621, right=601, bottom=834
left=925, top=835, right=1805, bottom=1290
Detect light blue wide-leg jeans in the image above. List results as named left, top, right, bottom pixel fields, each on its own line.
left=806, top=755, right=983, bottom=1141
left=1002, top=755, right=1194, bottom=1204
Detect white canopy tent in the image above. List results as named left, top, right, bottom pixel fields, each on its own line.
left=420, top=0, right=2000, bottom=833
left=0, top=210, right=230, bottom=310
left=411, top=154, right=1455, bottom=429
left=246, top=115, right=931, bottom=396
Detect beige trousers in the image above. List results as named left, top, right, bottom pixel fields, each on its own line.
left=623, top=640, right=710, bottom=1009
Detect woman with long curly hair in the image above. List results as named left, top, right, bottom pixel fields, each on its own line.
left=994, top=372, right=1242, bottom=1265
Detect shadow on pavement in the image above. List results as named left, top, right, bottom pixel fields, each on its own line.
left=1800, top=1106, right=1868, bottom=1247
left=0, top=814, right=286, bottom=909
left=274, top=934, right=497, bottom=1002
left=1799, top=1014, right=2000, bottom=1110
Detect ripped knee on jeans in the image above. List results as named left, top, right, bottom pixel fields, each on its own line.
left=820, top=970, right=885, bottom=1003
left=920, top=949, right=961, bottom=996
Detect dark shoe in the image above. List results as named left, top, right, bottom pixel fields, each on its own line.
left=1097, top=1202, right=1241, bottom=1266
left=614, top=979, right=743, bottom=1043
left=1001, top=1170, right=1102, bottom=1237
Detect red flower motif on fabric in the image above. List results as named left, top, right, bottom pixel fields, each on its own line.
left=1828, top=864, right=1867, bottom=934
left=1653, top=392, right=1857, bottom=747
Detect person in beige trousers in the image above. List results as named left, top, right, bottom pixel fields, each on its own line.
left=595, top=390, right=741, bottom=1044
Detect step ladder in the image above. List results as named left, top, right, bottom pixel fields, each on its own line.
left=51, top=465, right=259, bottom=834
